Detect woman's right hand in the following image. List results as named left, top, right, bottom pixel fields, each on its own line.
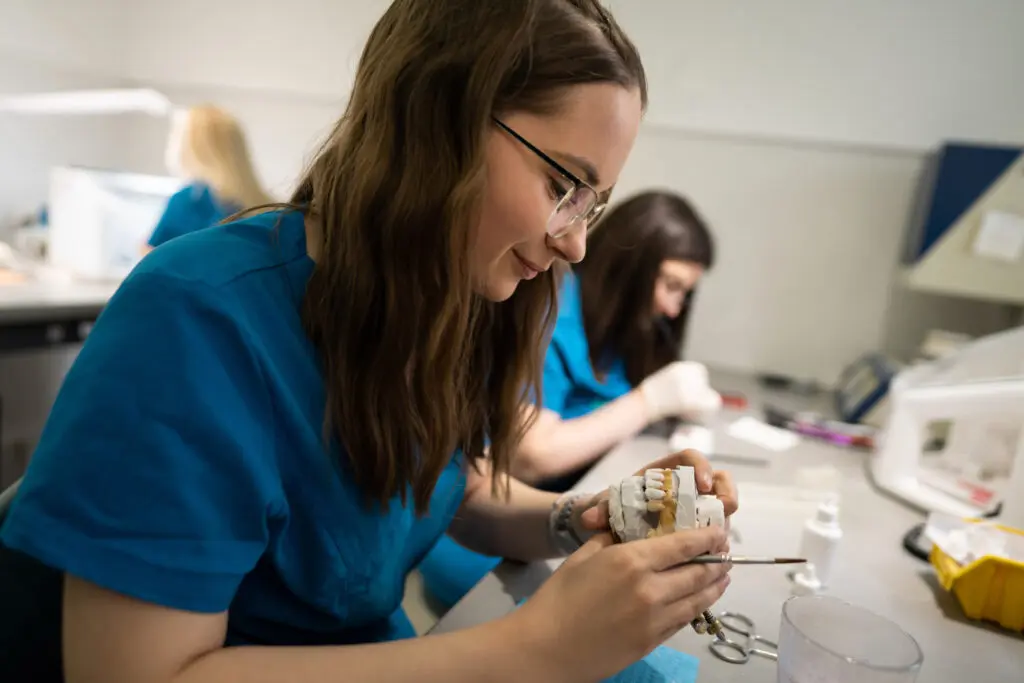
left=639, top=361, right=722, bottom=423
left=515, top=526, right=731, bottom=683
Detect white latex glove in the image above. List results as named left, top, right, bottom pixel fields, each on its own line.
left=640, top=361, right=722, bottom=423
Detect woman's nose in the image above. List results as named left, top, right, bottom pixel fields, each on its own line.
left=548, top=223, right=587, bottom=263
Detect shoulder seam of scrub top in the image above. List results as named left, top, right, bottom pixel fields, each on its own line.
left=141, top=216, right=310, bottom=289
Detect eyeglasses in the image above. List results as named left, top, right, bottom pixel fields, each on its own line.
left=492, top=118, right=607, bottom=239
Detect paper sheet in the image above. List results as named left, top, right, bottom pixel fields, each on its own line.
left=727, top=416, right=799, bottom=452
left=924, top=512, right=1024, bottom=565
left=669, top=425, right=714, bottom=455
left=973, top=210, right=1024, bottom=263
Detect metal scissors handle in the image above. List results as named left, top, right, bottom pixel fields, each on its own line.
left=708, top=611, right=779, bottom=664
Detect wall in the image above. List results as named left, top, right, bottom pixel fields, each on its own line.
left=2, top=0, right=1019, bottom=459
left=115, top=0, right=391, bottom=196
left=605, top=0, right=1024, bottom=150
left=119, top=85, right=341, bottom=199
left=0, top=0, right=133, bottom=228
left=113, top=0, right=1021, bottom=382
left=0, top=0, right=134, bottom=462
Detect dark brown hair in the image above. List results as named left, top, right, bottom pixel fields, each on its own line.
left=290, top=1, right=646, bottom=512
left=576, top=191, right=714, bottom=386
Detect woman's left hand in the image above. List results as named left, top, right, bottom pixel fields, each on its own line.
left=575, top=449, right=738, bottom=533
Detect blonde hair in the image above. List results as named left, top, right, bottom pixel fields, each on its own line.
left=178, top=105, right=272, bottom=209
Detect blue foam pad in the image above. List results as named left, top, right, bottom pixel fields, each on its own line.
left=602, top=645, right=700, bottom=683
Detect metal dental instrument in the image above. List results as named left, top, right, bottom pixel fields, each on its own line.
left=684, top=555, right=806, bottom=565
left=708, top=611, right=779, bottom=664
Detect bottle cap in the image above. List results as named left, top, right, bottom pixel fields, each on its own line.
left=816, top=499, right=840, bottom=526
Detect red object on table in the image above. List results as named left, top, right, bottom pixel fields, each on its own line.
left=720, top=392, right=748, bottom=410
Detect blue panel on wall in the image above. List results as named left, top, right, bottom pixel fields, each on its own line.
left=914, top=143, right=1022, bottom=261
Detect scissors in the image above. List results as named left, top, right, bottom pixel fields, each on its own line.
left=708, top=611, right=779, bottom=664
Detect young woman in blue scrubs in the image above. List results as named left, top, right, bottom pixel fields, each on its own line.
left=420, top=191, right=722, bottom=609
left=147, top=105, right=270, bottom=249
left=0, top=3, right=738, bottom=682
left=515, top=190, right=719, bottom=482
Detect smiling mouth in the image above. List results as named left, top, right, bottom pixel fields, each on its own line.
left=513, top=252, right=546, bottom=280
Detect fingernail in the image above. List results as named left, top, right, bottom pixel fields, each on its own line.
left=701, top=472, right=713, bottom=490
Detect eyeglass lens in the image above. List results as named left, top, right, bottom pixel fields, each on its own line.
left=548, top=185, right=600, bottom=237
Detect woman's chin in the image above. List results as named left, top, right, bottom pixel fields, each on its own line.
left=474, top=277, right=520, bottom=303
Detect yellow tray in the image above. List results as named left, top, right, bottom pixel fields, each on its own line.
left=930, top=522, right=1024, bottom=632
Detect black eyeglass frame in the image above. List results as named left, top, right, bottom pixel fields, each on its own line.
left=492, top=117, right=607, bottom=237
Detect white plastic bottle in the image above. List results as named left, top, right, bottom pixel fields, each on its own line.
left=796, top=498, right=842, bottom=590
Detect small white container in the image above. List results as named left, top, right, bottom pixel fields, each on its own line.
left=796, top=499, right=842, bottom=588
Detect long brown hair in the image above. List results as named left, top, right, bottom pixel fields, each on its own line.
left=291, top=0, right=646, bottom=512
left=576, top=191, right=714, bottom=387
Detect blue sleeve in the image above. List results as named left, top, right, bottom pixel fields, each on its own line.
left=148, top=187, right=194, bottom=248
left=541, top=339, right=573, bottom=416
left=1, top=272, right=277, bottom=613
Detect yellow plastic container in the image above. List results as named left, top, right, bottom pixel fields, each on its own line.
left=930, top=522, right=1024, bottom=632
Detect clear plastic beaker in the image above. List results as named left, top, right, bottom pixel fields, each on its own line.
left=778, top=596, right=923, bottom=683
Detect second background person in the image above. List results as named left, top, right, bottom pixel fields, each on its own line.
left=420, top=190, right=722, bottom=610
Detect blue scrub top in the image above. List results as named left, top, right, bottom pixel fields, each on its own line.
left=148, top=182, right=238, bottom=248
left=2, top=210, right=467, bottom=646
left=542, top=272, right=633, bottom=419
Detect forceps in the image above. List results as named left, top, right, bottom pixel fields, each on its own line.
left=708, top=611, right=779, bottom=664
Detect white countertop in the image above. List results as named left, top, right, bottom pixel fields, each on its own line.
left=0, top=279, right=117, bottom=325
left=431, top=372, right=1024, bottom=682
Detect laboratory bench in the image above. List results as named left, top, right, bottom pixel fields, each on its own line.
left=431, top=371, right=1023, bottom=682
left=0, top=279, right=115, bottom=485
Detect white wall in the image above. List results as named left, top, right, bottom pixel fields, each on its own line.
left=0, top=0, right=134, bottom=227
left=119, top=0, right=388, bottom=100
left=108, top=0, right=1019, bottom=382
left=605, top=0, right=1024, bottom=151
left=2, top=0, right=1019, bottom=460
left=0, top=0, right=135, bottom=462
left=118, top=85, right=341, bottom=199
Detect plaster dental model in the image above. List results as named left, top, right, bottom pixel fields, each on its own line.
left=608, top=465, right=725, bottom=543
left=608, top=465, right=727, bottom=639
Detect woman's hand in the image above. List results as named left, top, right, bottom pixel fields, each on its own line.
left=515, top=527, right=731, bottom=682
left=639, top=361, right=722, bottom=423
left=575, top=449, right=738, bottom=533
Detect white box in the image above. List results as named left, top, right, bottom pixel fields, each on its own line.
left=48, top=166, right=180, bottom=280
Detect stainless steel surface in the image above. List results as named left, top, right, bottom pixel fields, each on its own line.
left=431, top=371, right=1024, bottom=682
left=685, top=555, right=806, bottom=565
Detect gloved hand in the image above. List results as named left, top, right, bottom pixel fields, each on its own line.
left=639, top=361, right=722, bottom=423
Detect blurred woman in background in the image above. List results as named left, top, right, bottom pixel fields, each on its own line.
left=420, top=190, right=721, bottom=609
left=515, top=190, right=720, bottom=483
left=147, top=105, right=271, bottom=249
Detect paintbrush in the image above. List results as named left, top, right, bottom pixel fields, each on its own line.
left=685, top=554, right=806, bottom=565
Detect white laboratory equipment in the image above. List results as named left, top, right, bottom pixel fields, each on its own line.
left=47, top=166, right=180, bottom=281
left=795, top=499, right=843, bottom=589
left=871, top=327, right=1024, bottom=528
